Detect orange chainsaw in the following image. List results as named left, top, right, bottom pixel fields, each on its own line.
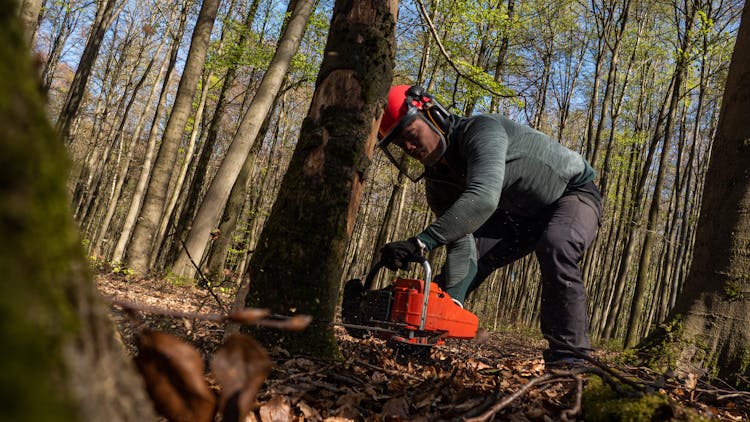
left=340, top=258, right=479, bottom=346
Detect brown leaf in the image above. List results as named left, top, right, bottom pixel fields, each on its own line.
left=135, top=330, right=216, bottom=422
left=297, top=400, right=322, bottom=421
left=381, top=397, right=410, bottom=421
left=226, top=308, right=271, bottom=325
left=259, top=396, right=292, bottom=422
left=258, top=315, right=313, bottom=331
left=211, top=334, right=273, bottom=422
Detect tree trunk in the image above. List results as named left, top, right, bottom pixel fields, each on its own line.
left=127, top=0, right=220, bottom=274
left=0, top=9, right=155, bottom=418
left=56, top=0, right=122, bottom=145
left=624, top=4, right=697, bottom=347
left=167, top=0, right=261, bottom=265
left=92, top=39, right=168, bottom=257
left=110, top=33, right=177, bottom=263
left=639, top=3, right=750, bottom=387
left=171, top=0, right=316, bottom=278
left=245, top=0, right=398, bottom=356
left=18, top=0, right=43, bottom=45
left=150, top=69, right=213, bottom=269
left=204, top=90, right=283, bottom=280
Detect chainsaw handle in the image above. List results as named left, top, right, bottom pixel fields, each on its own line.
left=362, top=257, right=432, bottom=291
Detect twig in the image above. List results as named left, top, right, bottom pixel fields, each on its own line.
left=463, top=374, right=558, bottom=422
left=176, top=233, right=228, bottom=313
left=413, top=0, right=514, bottom=99
left=545, top=336, right=648, bottom=394
left=561, top=374, right=584, bottom=421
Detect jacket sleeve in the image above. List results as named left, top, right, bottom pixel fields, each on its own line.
left=417, top=116, right=507, bottom=250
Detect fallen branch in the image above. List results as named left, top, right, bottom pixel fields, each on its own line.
left=109, top=299, right=311, bottom=331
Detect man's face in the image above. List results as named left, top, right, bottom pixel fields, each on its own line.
left=392, top=116, right=442, bottom=164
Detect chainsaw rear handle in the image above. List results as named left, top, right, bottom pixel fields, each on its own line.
left=363, top=256, right=431, bottom=291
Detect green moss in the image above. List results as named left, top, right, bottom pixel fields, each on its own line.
left=164, top=270, right=197, bottom=287
left=583, top=376, right=708, bottom=421
left=635, top=317, right=687, bottom=373
left=722, top=281, right=744, bottom=300
left=0, top=7, right=79, bottom=420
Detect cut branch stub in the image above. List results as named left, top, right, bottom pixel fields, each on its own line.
left=210, top=334, right=273, bottom=422
left=134, top=330, right=216, bottom=422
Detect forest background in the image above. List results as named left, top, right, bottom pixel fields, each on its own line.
left=23, top=0, right=745, bottom=353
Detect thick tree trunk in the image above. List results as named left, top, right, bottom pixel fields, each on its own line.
left=245, top=0, right=398, bottom=356
left=0, top=8, right=155, bottom=419
left=127, top=0, right=220, bottom=274
left=171, top=0, right=315, bottom=278
left=639, top=4, right=750, bottom=387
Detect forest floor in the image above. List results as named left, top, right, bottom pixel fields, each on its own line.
left=96, top=272, right=750, bottom=421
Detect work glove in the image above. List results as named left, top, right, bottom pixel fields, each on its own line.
left=380, top=237, right=425, bottom=270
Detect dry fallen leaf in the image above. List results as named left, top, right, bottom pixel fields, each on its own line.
left=211, top=334, right=273, bottom=422
left=259, top=396, right=293, bottom=422
left=226, top=308, right=271, bottom=325
left=135, top=330, right=216, bottom=422
left=381, top=397, right=410, bottom=421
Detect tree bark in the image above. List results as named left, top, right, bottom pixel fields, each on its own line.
left=245, top=0, right=398, bottom=356
left=112, top=3, right=187, bottom=263
left=127, top=0, right=220, bottom=274
left=0, top=8, right=155, bottom=418
left=18, top=0, right=43, bottom=46
left=56, top=0, right=122, bottom=145
left=171, top=0, right=316, bottom=278
left=639, top=3, right=750, bottom=386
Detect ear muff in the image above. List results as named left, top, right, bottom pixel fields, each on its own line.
left=405, top=85, right=451, bottom=135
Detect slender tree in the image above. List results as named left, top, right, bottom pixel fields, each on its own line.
left=127, top=0, right=221, bottom=274
left=639, top=2, right=750, bottom=387
left=56, top=0, right=123, bottom=145
left=171, top=0, right=316, bottom=278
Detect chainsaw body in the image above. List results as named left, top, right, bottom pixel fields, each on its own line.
left=342, top=260, right=479, bottom=346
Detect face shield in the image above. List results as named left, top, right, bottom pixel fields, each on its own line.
left=377, top=111, right=447, bottom=182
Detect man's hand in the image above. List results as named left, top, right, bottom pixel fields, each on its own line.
left=380, top=237, right=425, bottom=270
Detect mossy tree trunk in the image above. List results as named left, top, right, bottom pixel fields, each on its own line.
left=245, top=0, right=399, bottom=356
left=639, top=3, right=750, bottom=387
left=0, top=4, right=155, bottom=419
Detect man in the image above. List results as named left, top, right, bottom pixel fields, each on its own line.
left=377, top=85, right=602, bottom=365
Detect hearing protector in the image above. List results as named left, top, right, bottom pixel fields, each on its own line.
left=405, top=86, right=452, bottom=135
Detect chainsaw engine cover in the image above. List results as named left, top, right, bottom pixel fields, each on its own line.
left=390, top=278, right=479, bottom=340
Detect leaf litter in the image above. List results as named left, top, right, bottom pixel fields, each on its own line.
left=98, top=274, right=749, bottom=421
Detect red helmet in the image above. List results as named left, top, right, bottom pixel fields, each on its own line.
left=378, top=85, right=420, bottom=139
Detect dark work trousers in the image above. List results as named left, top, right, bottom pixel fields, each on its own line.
left=468, top=182, right=602, bottom=360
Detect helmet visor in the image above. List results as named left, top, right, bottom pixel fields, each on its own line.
left=381, top=141, right=425, bottom=182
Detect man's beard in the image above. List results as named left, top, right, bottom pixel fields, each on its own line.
left=422, top=135, right=447, bottom=167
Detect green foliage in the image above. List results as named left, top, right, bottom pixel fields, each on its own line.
left=165, top=271, right=196, bottom=287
